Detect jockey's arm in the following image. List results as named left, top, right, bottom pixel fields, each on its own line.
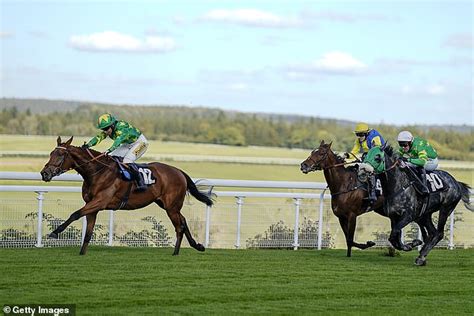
left=371, top=135, right=383, bottom=147
left=107, top=134, right=127, bottom=153
left=349, top=139, right=361, bottom=157
left=407, top=150, right=428, bottom=167
left=86, top=131, right=107, bottom=147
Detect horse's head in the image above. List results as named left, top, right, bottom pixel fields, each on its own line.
left=40, top=136, right=76, bottom=182
left=300, top=140, right=334, bottom=174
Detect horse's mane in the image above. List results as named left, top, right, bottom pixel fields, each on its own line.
left=383, top=144, right=400, bottom=159
left=69, top=144, right=110, bottom=160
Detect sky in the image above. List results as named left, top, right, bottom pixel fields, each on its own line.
left=1, top=0, right=473, bottom=126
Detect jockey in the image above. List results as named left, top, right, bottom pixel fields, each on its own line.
left=397, top=131, right=439, bottom=195
left=83, top=113, right=149, bottom=191
left=345, top=122, right=386, bottom=206
left=345, top=122, right=386, bottom=160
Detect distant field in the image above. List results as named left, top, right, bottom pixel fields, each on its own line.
left=1, top=247, right=473, bottom=315
left=1, top=134, right=472, bottom=184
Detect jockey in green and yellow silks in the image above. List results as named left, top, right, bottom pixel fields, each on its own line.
left=397, top=130, right=438, bottom=195
left=397, top=131, right=438, bottom=171
left=84, top=113, right=149, bottom=191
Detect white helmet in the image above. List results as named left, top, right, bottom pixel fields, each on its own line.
left=397, top=131, right=413, bottom=142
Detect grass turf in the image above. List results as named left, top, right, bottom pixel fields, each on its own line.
left=1, top=247, right=473, bottom=315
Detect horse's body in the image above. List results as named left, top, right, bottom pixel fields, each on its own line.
left=40, top=136, right=213, bottom=255
left=300, top=141, right=385, bottom=257
left=362, top=145, right=473, bottom=265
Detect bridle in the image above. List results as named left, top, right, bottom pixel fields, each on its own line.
left=49, top=146, right=110, bottom=176
left=306, top=149, right=358, bottom=171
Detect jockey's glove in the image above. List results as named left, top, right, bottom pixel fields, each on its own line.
left=81, top=143, right=89, bottom=149
left=343, top=152, right=350, bottom=159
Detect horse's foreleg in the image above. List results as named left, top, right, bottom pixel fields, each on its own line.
left=79, top=212, right=98, bottom=255
left=49, top=201, right=102, bottom=239
left=389, top=214, right=419, bottom=251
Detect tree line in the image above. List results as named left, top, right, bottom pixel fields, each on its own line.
left=1, top=103, right=472, bottom=161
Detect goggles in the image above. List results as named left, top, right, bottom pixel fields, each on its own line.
left=398, top=141, right=411, bottom=148
left=355, top=132, right=367, bottom=137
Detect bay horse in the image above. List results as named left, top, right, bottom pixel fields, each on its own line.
left=40, top=136, right=213, bottom=256
left=300, top=140, right=385, bottom=257
left=361, top=145, right=473, bottom=265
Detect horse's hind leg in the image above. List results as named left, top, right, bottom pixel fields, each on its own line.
left=79, top=212, right=98, bottom=255
left=415, top=206, right=454, bottom=266
left=180, top=214, right=205, bottom=252
left=347, top=213, right=376, bottom=251
left=338, top=216, right=353, bottom=257
left=166, top=208, right=185, bottom=256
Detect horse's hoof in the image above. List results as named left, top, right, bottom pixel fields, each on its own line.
left=413, top=239, right=423, bottom=247
left=196, top=244, right=205, bottom=252
left=415, top=257, right=427, bottom=266
left=49, top=232, right=58, bottom=239
left=367, top=241, right=376, bottom=247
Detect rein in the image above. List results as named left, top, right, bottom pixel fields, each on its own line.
left=54, top=146, right=111, bottom=174
left=330, top=183, right=366, bottom=197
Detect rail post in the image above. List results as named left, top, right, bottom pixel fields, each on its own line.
left=35, top=191, right=44, bottom=247
left=235, top=196, right=244, bottom=249
left=205, top=186, right=214, bottom=248
left=449, top=210, right=455, bottom=250
left=317, top=189, right=326, bottom=250
left=108, top=210, right=114, bottom=246
left=293, top=198, right=301, bottom=250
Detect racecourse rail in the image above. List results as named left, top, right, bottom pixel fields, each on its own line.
left=1, top=172, right=472, bottom=250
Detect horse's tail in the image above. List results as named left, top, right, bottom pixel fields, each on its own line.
left=458, top=182, right=474, bottom=212
left=181, top=171, right=214, bottom=206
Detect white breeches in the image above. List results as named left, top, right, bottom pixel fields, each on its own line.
left=407, top=157, right=438, bottom=171
left=110, top=134, right=149, bottom=163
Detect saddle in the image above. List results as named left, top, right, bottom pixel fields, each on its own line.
left=405, top=166, right=446, bottom=195
left=112, top=157, right=156, bottom=187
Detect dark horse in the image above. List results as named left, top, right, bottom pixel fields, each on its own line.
left=300, top=140, right=385, bottom=257
left=40, top=136, right=213, bottom=256
left=362, top=145, right=473, bottom=265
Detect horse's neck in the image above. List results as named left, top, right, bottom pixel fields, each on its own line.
left=323, top=165, right=351, bottom=193
left=70, top=149, right=114, bottom=181
left=382, top=160, right=409, bottom=196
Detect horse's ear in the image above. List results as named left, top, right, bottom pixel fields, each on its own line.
left=56, top=136, right=62, bottom=145
left=65, top=136, right=74, bottom=146
left=320, top=140, right=325, bottom=146
left=328, top=141, right=332, bottom=148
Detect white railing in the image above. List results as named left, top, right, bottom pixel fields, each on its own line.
left=1, top=172, right=472, bottom=250
left=0, top=172, right=331, bottom=250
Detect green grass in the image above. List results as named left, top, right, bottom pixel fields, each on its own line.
left=1, top=247, right=473, bottom=315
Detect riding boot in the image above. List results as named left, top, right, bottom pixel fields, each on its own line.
left=419, top=168, right=429, bottom=196
left=368, top=175, right=377, bottom=205
left=128, top=164, right=147, bottom=192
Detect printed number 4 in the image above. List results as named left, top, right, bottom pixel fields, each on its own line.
left=138, top=168, right=155, bottom=185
